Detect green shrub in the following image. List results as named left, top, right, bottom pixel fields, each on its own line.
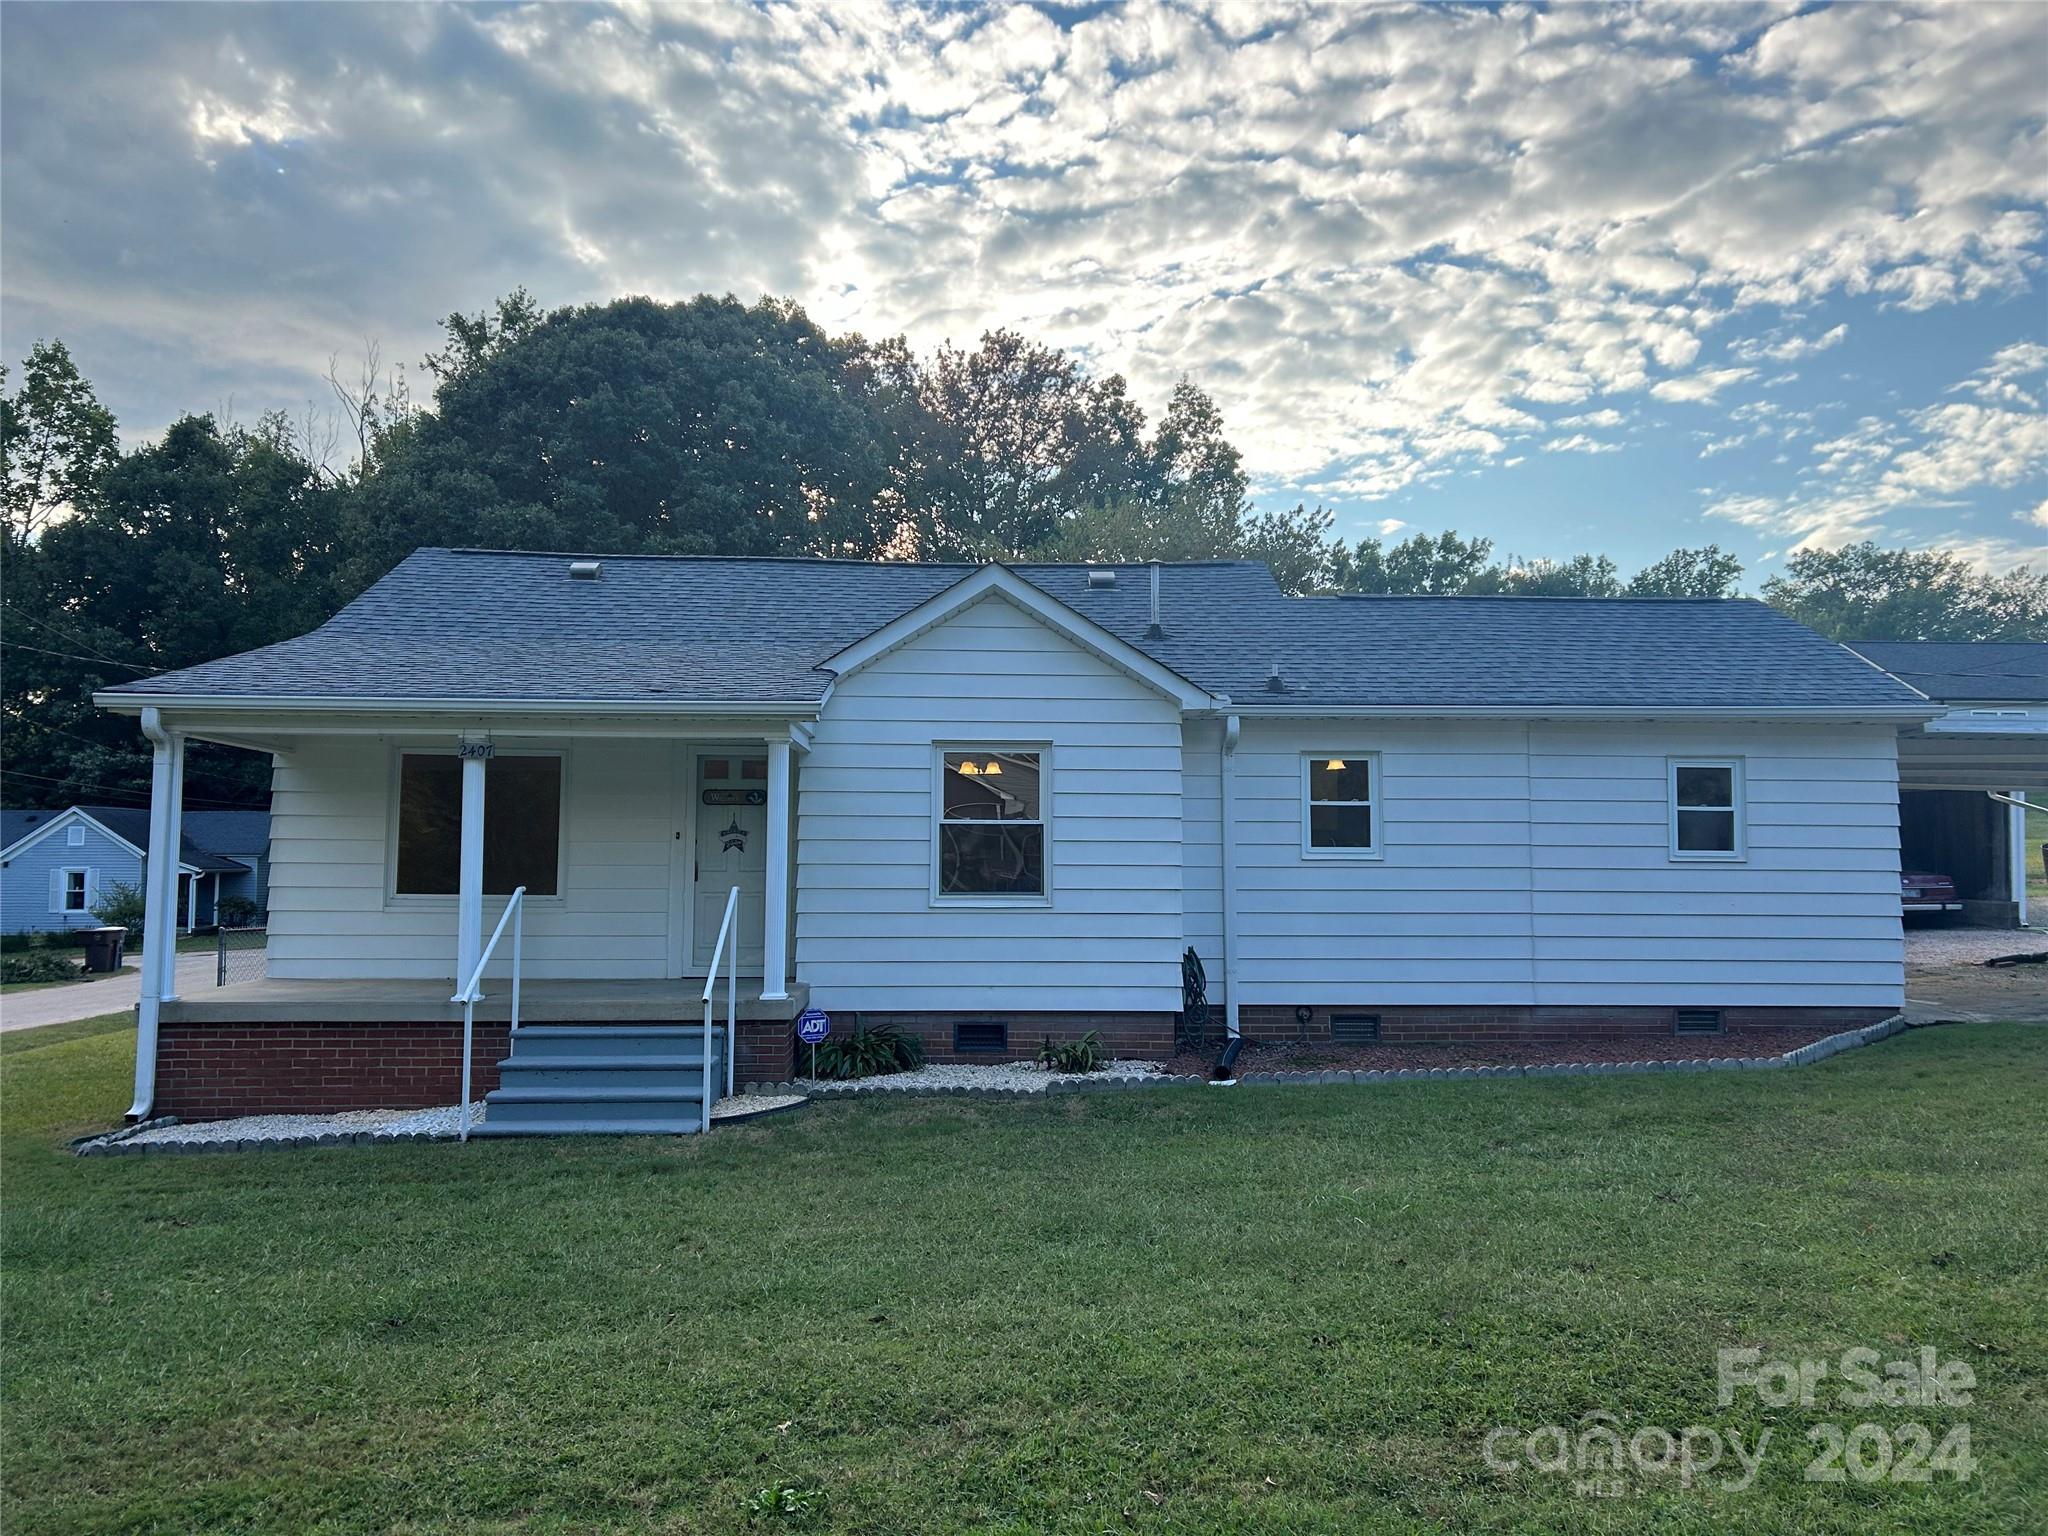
left=89, top=879, right=146, bottom=937
left=1, top=939, right=82, bottom=984
left=1037, top=1031, right=1106, bottom=1074
left=216, top=895, right=261, bottom=927
left=810, top=1021, right=925, bottom=1080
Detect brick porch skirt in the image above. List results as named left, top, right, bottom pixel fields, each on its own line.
left=152, top=1003, right=1896, bottom=1118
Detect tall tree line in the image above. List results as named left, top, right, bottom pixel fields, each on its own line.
left=5, top=293, right=2045, bottom=808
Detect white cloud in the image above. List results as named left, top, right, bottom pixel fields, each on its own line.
left=1375, top=518, right=1408, bottom=537
left=1731, top=323, right=1848, bottom=362
left=1542, top=433, right=1624, bottom=454
left=1702, top=343, right=2048, bottom=568
left=1650, top=367, right=1756, bottom=404
left=0, top=0, right=2042, bottom=542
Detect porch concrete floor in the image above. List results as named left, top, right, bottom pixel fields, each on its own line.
left=159, top=977, right=808, bottom=1026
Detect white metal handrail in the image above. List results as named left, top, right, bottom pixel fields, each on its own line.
left=456, top=887, right=526, bottom=1143
left=700, top=885, right=740, bottom=1133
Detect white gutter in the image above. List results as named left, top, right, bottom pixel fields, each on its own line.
left=1230, top=703, right=1940, bottom=722
left=94, top=691, right=822, bottom=716
left=1221, top=713, right=1241, bottom=1041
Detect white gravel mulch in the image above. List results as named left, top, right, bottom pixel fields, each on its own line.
left=1906, top=926, right=2047, bottom=968
left=793, top=1059, right=1165, bottom=1094
left=107, top=1102, right=491, bottom=1149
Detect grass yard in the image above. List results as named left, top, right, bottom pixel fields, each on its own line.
left=3, top=1016, right=2044, bottom=1534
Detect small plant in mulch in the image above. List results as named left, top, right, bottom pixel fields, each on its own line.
left=744, top=1481, right=821, bottom=1522
left=1036, top=1030, right=1106, bottom=1073
left=810, top=1022, right=925, bottom=1080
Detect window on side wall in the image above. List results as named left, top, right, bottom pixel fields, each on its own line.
left=1303, top=753, right=1379, bottom=857
left=935, top=748, right=1046, bottom=901
left=1669, top=760, right=1743, bottom=860
left=62, top=869, right=88, bottom=911
left=394, top=752, right=564, bottom=897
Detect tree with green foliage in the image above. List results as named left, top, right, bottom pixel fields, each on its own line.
left=1761, top=542, right=2048, bottom=641
left=2, top=340, right=119, bottom=549
left=3, top=411, right=345, bottom=807
left=1626, top=545, right=1745, bottom=598
left=343, top=293, right=912, bottom=585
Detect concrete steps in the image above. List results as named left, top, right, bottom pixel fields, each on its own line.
left=471, top=1025, right=726, bottom=1137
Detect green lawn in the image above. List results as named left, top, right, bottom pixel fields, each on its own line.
left=3, top=1016, right=2043, bottom=1534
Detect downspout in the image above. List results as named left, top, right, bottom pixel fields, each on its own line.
left=129, top=708, right=175, bottom=1121
left=1217, top=713, right=1243, bottom=1075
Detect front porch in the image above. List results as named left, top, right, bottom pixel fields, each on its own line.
left=161, top=976, right=810, bottom=1025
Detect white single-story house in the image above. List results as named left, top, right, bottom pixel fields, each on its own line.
left=0, top=805, right=268, bottom=936
left=1844, top=642, right=2046, bottom=929
left=96, top=548, right=1942, bottom=1131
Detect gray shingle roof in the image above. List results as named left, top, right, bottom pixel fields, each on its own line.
left=100, top=547, right=1928, bottom=713
left=1844, top=642, right=2048, bottom=703
left=2, top=806, right=266, bottom=869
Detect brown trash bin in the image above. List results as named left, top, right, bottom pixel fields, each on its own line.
left=80, top=926, right=127, bottom=973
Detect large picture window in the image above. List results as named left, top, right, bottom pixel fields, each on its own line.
left=1303, top=753, right=1378, bottom=856
left=1669, top=759, right=1743, bottom=860
left=936, top=748, right=1046, bottom=900
left=395, top=752, right=563, bottom=896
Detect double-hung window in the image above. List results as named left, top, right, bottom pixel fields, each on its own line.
left=1669, top=759, right=1743, bottom=860
left=935, top=748, right=1047, bottom=901
left=61, top=869, right=88, bottom=912
left=393, top=751, right=564, bottom=897
left=1303, top=754, right=1379, bottom=857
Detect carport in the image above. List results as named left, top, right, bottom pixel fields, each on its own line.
left=1850, top=642, right=2047, bottom=929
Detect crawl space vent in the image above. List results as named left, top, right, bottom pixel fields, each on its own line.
left=953, top=1020, right=1009, bottom=1054
left=1673, top=1009, right=1724, bottom=1036
left=1330, top=1013, right=1381, bottom=1044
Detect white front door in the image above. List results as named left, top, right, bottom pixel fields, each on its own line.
left=693, top=753, right=768, bottom=973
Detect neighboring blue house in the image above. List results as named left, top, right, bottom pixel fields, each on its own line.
left=0, top=805, right=269, bottom=937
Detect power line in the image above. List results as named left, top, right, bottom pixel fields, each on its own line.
left=0, top=765, right=259, bottom=811
left=0, top=641, right=154, bottom=673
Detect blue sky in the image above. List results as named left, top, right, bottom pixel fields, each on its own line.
left=3, top=1, right=2044, bottom=583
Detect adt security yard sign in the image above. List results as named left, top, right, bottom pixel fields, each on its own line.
left=796, top=1008, right=831, bottom=1081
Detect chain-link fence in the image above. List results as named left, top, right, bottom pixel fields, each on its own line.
left=216, top=925, right=268, bottom=987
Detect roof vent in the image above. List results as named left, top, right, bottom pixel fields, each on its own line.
left=568, top=560, right=604, bottom=581
left=1265, top=661, right=1286, bottom=693
left=1087, top=568, right=1116, bottom=589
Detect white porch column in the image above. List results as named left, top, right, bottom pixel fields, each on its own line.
left=2014, top=792, right=2030, bottom=929
left=184, top=873, right=198, bottom=933
left=761, top=736, right=792, bottom=1001
left=454, top=743, right=488, bottom=994
left=130, top=709, right=183, bottom=1119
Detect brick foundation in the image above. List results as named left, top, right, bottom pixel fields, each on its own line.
left=155, top=1021, right=514, bottom=1120
left=152, top=1002, right=1898, bottom=1117
left=1234, top=1004, right=1896, bottom=1044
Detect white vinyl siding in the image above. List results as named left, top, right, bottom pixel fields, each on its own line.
left=265, top=737, right=677, bottom=981
left=797, top=593, right=1184, bottom=1013
left=1194, top=718, right=1903, bottom=1011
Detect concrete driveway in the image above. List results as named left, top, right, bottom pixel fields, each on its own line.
left=0, top=950, right=252, bottom=1033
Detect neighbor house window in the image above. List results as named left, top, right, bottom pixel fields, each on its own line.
left=1669, top=760, right=1743, bottom=860
left=62, top=869, right=88, bottom=912
left=1304, top=753, right=1379, bottom=856
left=394, top=752, right=563, bottom=896
left=936, top=748, right=1046, bottom=900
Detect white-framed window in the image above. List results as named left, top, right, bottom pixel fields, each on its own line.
left=389, top=749, right=566, bottom=899
left=1669, top=759, right=1744, bottom=860
left=1302, top=753, right=1380, bottom=858
left=56, top=867, right=91, bottom=912
left=933, top=746, right=1049, bottom=903
left=66, top=825, right=85, bottom=847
